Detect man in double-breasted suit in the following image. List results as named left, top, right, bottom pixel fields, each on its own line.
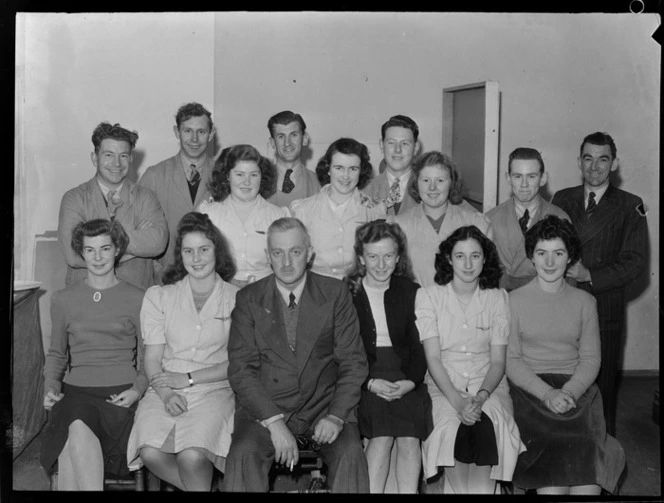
left=139, top=102, right=216, bottom=281
left=552, top=132, right=648, bottom=436
left=224, top=217, right=370, bottom=492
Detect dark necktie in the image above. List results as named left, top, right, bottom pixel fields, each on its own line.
left=518, top=208, right=529, bottom=234
left=586, top=191, right=597, bottom=219
left=282, top=169, right=295, bottom=194
left=288, top=291, right=297, bottom=310
left=188, top=165, right=201, bottom=203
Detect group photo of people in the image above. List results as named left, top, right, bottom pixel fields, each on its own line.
left=13, top=11, right=658, bottom=497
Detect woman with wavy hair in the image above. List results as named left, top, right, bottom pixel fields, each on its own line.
left=197, top=144, right=289, bottom=288
left=126, top=212, right=238, bottom=491
left=41, top=218, right=147, bottom=490
left=290, top=137, right=394, bottom=279
left=393, top=151, right=493, bottom=288
left=415, top=225, right=524, bottom=494
left=345, top=220, right=432, bottom=493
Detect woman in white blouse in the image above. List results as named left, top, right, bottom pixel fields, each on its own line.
left=394, top=151, right=493, bottom=288
left=290, top=137, right=391, bottom=280
left=126, top=212, right=239, bottom=491
left=197, top=144, right=289, bottom=288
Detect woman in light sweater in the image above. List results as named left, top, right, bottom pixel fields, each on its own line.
left=506, top=215, right=625, bottom=495
left=41, top=219, right=148, bottom=490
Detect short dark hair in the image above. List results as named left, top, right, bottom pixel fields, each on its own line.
left=71, top=218, right=129, bottom=265
left=315, top=138, right=373, bottom=190
left=175, top=102, right=213, bottom=129
left=267, top=111, right=307, bottom=137
left=345, top=220, right=415, bottom=295
left=408, top=151, right=464, bottom=205
left=580, top=132, right=616, bottom=159
left=433, top=225, right=502, bottom=289
left=524, top=214, right=581, bottom=267
left=508, top=147, right=545, bottom=174
left=91, top=122, right=138, bottom=155
left=162, top=212, right=236, bottom=285
left=208, top=144, right=278, bottom=201
left=380, top=115, right=419, bottom=142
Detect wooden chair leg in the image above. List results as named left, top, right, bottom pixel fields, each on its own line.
left=134, top=467, right=145, bottom=491
left=49, top=470, right=58, bottom=491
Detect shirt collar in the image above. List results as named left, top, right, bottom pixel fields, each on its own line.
left=97, top=178, right=124, bottom=200
left=180, top=151, right=207, bottom=173
left=513, top=196, right=540, bottom=219
left=275, top=273, right=307, bottom=306
left=385, top=169, right=411, bottom=185
left=584, top=184, right=608, bottom=205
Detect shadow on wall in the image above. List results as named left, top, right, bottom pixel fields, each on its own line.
left=127, top=149, right=145, bottom=184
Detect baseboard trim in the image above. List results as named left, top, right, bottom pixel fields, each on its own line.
left=620, top=369, right=660, bottom=378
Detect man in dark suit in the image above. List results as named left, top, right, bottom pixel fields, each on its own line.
left=224, top=217, right=370, bottom=492
left=552, top=132, right=648, bottom=436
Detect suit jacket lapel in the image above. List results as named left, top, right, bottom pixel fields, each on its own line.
left=295, top=276, right=330, bottom=376
left=173, top=155, right=194, bottom=205
left=193, top=157, right=213, bottom=207
left=255, top=279, right=297, bottom=365
left=578, top=184, right=621, bottom=245
left=564, top=185, right=587, bottom=230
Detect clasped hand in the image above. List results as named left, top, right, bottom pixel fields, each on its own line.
left=456, top=393, right=486, bottom=426
left=150, top=371, right=188, bottom=389
left=370, top=379, right=415, bottom=402
left=160, top=390, right=188, bottom=416
left=269, top=416, right=342, bottom=470
left=543, top=389, right=576, bottom=414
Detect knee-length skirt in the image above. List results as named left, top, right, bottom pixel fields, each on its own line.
left=509, top=374, right=625, bottom=492
left=126, top=383, right=234, bottom=473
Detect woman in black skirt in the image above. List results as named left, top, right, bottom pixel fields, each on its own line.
left=41, top=219, right=148, bottom=490
left=345, top=220, right=432, bottom=493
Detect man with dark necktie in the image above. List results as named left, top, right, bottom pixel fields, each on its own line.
left=265, top=111, right=321, bottom=208
left=139, top=102, right=217, bottom=281
left=486, top=147, right=570, bottom=291
left=552, top=132, right=649, bottom=436
left=58, top=122, right=168, bottom=289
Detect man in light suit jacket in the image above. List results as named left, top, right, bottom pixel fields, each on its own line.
left=552, top=132, right=648, bottom=436
left=58, top=121, right=167, bottom=289
left=487, top=147, right=570, bottom=291
left=363, top=115, right=421, bottom=217
left=224, top=217, right=370, bottom=493
left=139, top=102, right=216, bottom=281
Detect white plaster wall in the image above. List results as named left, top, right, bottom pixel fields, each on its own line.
left=213, top=12, right=659, bottom=371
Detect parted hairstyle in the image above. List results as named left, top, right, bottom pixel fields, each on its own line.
left=208, top=144, right=278, bottom=201
left=580, top=132, right=616, bottom=159
left=508, top=147, right=545, bottom=174
left=267, top=111, right=307, bottom=137
left=315, top=138, right=373, bottom=190
left=91, top=122, right=138, bottom=155
left=71, top=218, right=128, bottom=265
left=434, top=225, right=502, bottom=289
left=267, top=216, right=312, bottom=249
left=345, top=220, right=416, bottom=295
left=524, top=214, right=582, bottom=266
left=380, top=114, right=419, bottom=142
left=175, top=102, right=213, bottom=129
left=408, top=150, right=465, bottom=205
left=162, top=212, right=236, bottom=285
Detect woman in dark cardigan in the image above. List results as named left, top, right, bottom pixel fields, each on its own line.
left=345, top=220, right=432, bottom=493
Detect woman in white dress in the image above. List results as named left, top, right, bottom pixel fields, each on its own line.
left=197, top=144, right=289, bottom=288
left=415, top=225, right=525, bottom=493
left=290, top=137, right=394, bottom=280
left=126, top=212, right=239, bottom=491
left=394, top=151, right=493, bottom=288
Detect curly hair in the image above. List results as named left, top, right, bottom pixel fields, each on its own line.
left=267, top=111, right=306, bottom=137
left=175, top=102, right=213, bottom=129
left=162, top=212, right=236, bottom=285
left=407, top=151, right=464, bottom=205
left=345, top=220, right=415, bottom=295
left=71, top=218, right=128, bottom=265
left=315, top=138, right=373, bottom=190
left=91, top=122, right=138, bottom=154
left=380, top=114, right=419, bottom=142
left=207, top=144, right=278, bottom=202
left=433, top=225, right=502, bottom=289
left=524, top=215, right=581, bottom=266
left=580, top=132, right=616, bottom=159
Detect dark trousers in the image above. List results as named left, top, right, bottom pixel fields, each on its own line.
left=223, top=415, right=369, bottom=493
left=596, top=326, right=622, bottom=437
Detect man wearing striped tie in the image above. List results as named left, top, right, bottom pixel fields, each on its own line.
left=552, top=132, right=649, bottom=437
left=58, top=122, right=168, bottom=289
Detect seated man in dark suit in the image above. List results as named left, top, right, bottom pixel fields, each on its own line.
left=552, top=132, right=648, bottom=436
left=224, top=217, right=370, bottom=493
